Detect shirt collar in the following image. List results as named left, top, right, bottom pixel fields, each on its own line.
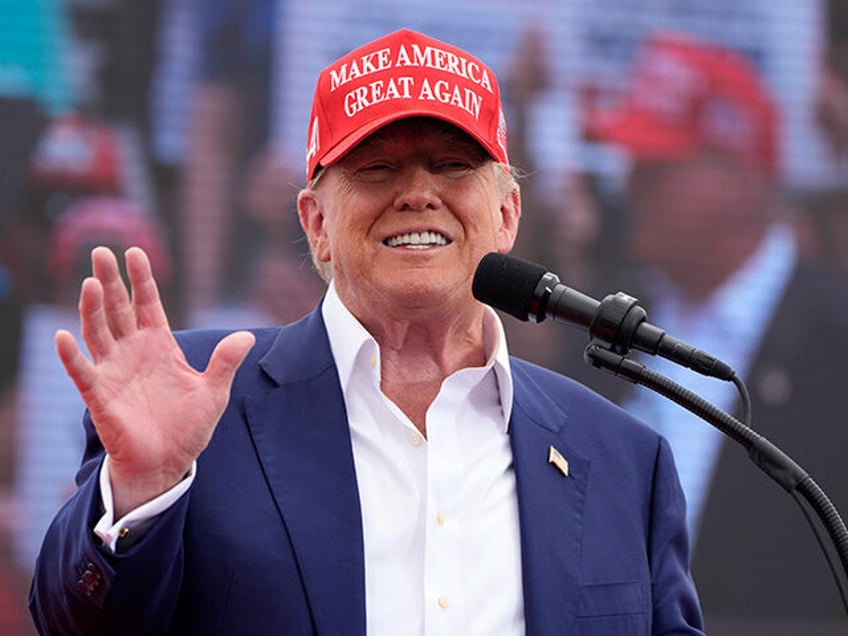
left=321, top=281, right=513, bottom=430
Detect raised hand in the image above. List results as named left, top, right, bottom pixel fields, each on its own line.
left=55, top=246, right=255, bottom=518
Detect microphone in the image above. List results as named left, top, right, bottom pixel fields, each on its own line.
left=472, top=252, right=735, bottom=380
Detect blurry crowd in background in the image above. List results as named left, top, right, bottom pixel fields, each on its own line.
left=1, top=0, right=847, bottom=634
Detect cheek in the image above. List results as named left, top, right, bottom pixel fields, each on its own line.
left=632, top=198, right=672, bottom=239
left=472, top=207, right=509, bottom=247
left=322, top=214, right=376, bottom=268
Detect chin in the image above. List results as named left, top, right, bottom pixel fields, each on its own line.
left=387, top=276, right=461, bottom=307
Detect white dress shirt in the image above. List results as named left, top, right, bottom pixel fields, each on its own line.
left=95, top=283, right=525, bottom=635
left=322, top=283, right=524, bottom=636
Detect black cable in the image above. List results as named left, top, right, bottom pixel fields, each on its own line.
left=731, top=373, right=752, bottom=429
left=584, top=343, right=848, bottom=617
left=791, top=487, right=848, bottom=612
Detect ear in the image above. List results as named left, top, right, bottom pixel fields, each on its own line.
left=495, top=183, right=521, bottom=253
left=297, top=188, right=331, bottom=263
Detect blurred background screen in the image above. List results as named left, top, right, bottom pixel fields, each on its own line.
left=1, top=1, right=846, bottom=634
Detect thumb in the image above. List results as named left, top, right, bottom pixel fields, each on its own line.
left=204, top=331, right=256, bottom=393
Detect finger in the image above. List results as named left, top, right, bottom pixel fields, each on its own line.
left=79, top=277, right=117, bottom=361
left=55, top=329, right=97, bottom=397
left=204, top=331, right=256, bottom=397
left=91, top=245, right=137, bottom=338
left=125, top=247, right=170, bottom=330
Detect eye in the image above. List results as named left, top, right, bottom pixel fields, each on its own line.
left=361, top=161, right=393, bottom=172
left=347, top=160, right=396, bottom=182
left=440, top=159, right=472, bottom=170
left=432, top=156, right=478, bottom=174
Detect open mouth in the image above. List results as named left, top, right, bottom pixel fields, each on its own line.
left=384, top=231, right=450, bottom=249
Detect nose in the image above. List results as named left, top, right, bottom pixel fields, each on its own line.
left=393, top=165, right=441, bottom=212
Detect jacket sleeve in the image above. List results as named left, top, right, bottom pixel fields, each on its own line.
left=648, top=436, right=705, bottom=634
left=28, top=414, right=190, bottom=636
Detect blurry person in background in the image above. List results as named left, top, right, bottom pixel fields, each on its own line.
left=0, top=0, right=75, bottom=292
left=0, top=0, right=76, bottom=488
left=178, top=0, right=324, bottom=329
left=0, top=4, right=76, bottom=630
left=3, top=115, right=153, bottom=598
left=25, top=115, right=125, bottom=299
left=586, top=31, right=848, bottom=632
left=11, top=196, right=171, bottom=578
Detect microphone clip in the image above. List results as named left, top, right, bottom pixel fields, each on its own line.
left=589, top=292, right=648, bottom=355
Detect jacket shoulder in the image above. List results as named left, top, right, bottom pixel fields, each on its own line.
left=510, top=356, right=659, bottom=444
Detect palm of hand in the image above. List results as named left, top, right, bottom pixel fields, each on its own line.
left=56, top=247, right=255, bottom=514
left=84, top=326, right=224, bottom=485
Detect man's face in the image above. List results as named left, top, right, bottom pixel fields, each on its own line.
left=298, top=118, right=520, bottom=319
left=627, top=152, right=768, bottom=296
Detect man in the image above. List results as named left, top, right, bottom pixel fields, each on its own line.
left=30, top=29, right=703, bottom=634
left=586, top=32, right=848, bottom=630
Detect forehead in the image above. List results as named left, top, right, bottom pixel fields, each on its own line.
left=343, top=117, right=488, bottom=159
left=631, top=150, right=747, bottom=182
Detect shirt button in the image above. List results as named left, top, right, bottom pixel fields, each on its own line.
left=436, top=512, right=445, bottom=525
left=411, top=433, right=423, bottom=447
left=369, top=354, right=377, bottom=368
left=437, top=596, right=450, bottom=609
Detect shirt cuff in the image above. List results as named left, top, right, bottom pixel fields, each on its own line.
left=93, top=455, right=196, bottom=552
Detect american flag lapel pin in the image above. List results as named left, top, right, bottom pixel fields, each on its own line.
left=548, top=445, right=570, bottom=478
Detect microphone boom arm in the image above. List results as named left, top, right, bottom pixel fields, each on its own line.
left=471, top=251, right=848, bottom=613
left=584, top=342, right=848, bottom=616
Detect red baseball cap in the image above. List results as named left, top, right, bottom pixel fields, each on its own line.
left=305, top=28, right=509, bottom=180
left=30, top=114, right=122, bottom=193
left=50, top=197, right=171, bottom=283
left=585, top=32, right=780, bottom=176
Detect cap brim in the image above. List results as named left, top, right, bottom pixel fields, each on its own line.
left=585, top=109, right=696, bottom=160
left=318, top=109, right=503, bottom=173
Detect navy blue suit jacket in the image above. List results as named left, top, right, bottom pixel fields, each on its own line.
left=30, top=305, right=703, bottom=635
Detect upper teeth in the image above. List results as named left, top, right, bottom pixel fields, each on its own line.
left=386, top=232, right=448, bottom=248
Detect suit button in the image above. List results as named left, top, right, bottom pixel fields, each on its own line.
left=77, top=562, right=102, bottom=596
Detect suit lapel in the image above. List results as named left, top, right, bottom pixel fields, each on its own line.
left=244, top=309, right=366, bottom=636
left=510, top=364, right=590, bottom=636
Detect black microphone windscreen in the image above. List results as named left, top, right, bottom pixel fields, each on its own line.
left=472, top=252, right=548, bottom=321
